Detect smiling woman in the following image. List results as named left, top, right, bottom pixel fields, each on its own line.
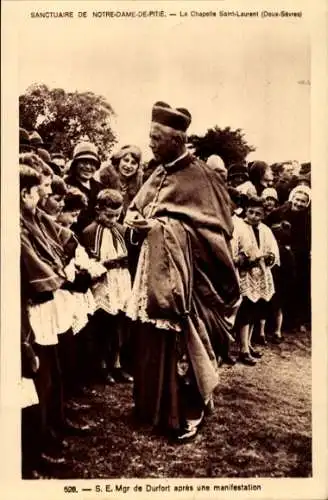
left=64, top=142, right=102, bottom=234
left=103, top=145, right=143, bottom=221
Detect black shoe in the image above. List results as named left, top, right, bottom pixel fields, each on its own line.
left=48, top=429, right=69, bottom=451
left=249, top=347, right=263, bottom=359
left=41, top=450, right=66, bottom=465
left=272, top=335, right=283, bottom=344
left=204, top=399, right=215, bottom=416
left=76, top=386, right=99, bottom=398
left=60, top=439, right=69, bottom=450
left=175, top=414, right=205, bottom=444
left=217, top=356, right=223, bottom=367
left=29, top=469, right=52, bottom=479
left=113, top=368, right=133, bottom=383
left=257, top=336, right=267, bottom=346
left=239, top=352, right=257, bottom=366
left=103, top=374, right=116, bottom=385
left=176, top=426, right=198, bottom=443
left=66, top=400, right=91, bottom=412
left=222, top=355, right=237, bottom=365
left=64, top=418, right=92, bottom=434
left=175, top=410, right=205, bottom=444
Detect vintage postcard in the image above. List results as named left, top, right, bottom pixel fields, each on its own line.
left=1, top=0, right=327, bottom=499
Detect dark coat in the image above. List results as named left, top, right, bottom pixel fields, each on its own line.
left=265, top=202, right=311, bottom=254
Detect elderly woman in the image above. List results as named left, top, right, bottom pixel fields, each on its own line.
left=124, top=102, right=240, bottom=442
left=266, top=185, right=311, bottom=331
left=99, top=145, right=143, bottom=220
left=65, top=142, right=102, bottom=234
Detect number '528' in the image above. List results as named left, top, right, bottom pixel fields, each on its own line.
left=64, top=486, right=78, bottom=493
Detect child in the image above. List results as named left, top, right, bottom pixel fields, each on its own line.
left=20, top=164, right=95, bottom=459
left=21, top=301, right=43, bottom=478
left=261, top=187, right=279, bottom=219
left=57, top=187, right=88, bottom=229
left=81, top=189, right=133, bottom=384
left=40, top=175, right=68, bottom=218
left=232, top=196, right=279, bottom=365
left=56, top=187, right=106, bottom=394
left=20, top=164, right=71, bottom=465
left=19, top=152, right=53, bottom=202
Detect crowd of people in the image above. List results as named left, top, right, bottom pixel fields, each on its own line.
left=19, top=102, right=311, bottom=479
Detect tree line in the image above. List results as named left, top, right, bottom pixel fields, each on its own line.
left=19, top=83, right=255, bottom=165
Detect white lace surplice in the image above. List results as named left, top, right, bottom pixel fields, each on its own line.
left=125, top=240, right=181, bottom=332
left=92, top=228, right=132, bottom=316
left=28, top=289, right=76, bottom=345
left=71, top=289, right=96, bottom=335
left=66, top=244, right=103, bottom=334
left=231, top=219, right=279, bottom=303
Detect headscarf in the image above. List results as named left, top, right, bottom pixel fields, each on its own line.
left=261, top=187, right=278, bottom=201
left=288, top=185, right=311, bottom=207
left=206, top=155, right=227, bottom=179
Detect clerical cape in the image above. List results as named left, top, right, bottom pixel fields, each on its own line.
left=125, top=154, right=240, bottom=409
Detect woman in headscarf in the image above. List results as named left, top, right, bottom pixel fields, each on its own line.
left=266, top=185, right=311, bottom=331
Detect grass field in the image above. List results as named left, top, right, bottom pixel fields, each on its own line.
left=50, top=329, right=311, bottom=479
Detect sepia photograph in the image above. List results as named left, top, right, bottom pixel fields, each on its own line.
left=1, top=0, right=327, bottom=498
